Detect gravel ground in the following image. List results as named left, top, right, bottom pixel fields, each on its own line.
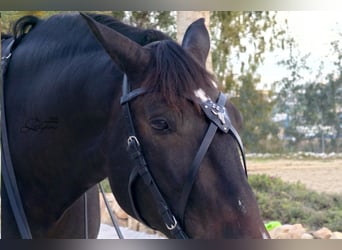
left=97, top=224, right=165, bottom=239
left=0, top=224, right=165, bottom=239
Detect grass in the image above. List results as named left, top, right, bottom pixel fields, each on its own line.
left=249, top=174, right=342, bottom=232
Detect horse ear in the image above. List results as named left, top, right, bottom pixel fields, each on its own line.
left=181, top=18, right=210, bottom=68
left=80, top=13, right=150, bottom=76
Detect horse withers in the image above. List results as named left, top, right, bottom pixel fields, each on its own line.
left=1, top=12, right=270, bottom=239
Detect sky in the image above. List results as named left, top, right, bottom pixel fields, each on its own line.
left=257, top=11, right=342, bottom=89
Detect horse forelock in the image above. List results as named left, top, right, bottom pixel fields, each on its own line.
left=141, top=40, right=216, bottom=111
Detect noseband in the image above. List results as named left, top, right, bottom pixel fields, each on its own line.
left=120, top=74, right=247, bottom=239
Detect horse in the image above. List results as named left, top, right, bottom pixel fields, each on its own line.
left=1, top=12, right=270, bottom=239
left=1, top=13, right=171, bottom=239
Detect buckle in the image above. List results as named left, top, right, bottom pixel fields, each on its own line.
left=127, top=136, right=140, bottom=147
left=165, top=215, right=178, bottom=230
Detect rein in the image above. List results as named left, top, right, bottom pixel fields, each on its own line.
left=1, top=37, right=33, bottom=239
left=120, top=74, right=248, bottom=239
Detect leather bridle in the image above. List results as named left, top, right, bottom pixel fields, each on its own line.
left=1, top=36, right=247, bottom=239
left=120, top=74, right=248, bottom=239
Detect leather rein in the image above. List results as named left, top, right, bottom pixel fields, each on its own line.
left=1, top=37, right=33, bottom=239
left=120, top=74, right=248, bottom=239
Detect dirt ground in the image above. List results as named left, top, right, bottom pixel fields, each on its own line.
left=247, top=159, right=342, bottom=194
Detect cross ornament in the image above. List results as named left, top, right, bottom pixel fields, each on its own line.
left=211, top=109, right=226, bottom=125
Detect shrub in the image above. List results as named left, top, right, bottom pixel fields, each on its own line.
left=249, top=174, right=342, bottom=231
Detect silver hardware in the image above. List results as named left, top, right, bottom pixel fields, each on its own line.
left=127, top=136, right=140, bottom=147
left=1, top=53, right=12, bottom=61
left=211, top=109, right=226, bottom=125
left=165, top=215, right=178, bottom=230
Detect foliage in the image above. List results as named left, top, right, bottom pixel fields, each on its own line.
left=100, top=178, right=112, bottom=193
left=249, top=174, right=342, bottom=231
left=1, top=11, right=66, bottom=33
left=210, top=11, right=286, bottom=91
left=275, top=36, right=342, bottom=153
left=210, top=12, right=286, bottom=153
left=232, top=72, right=281, bottom=153
left=111, top=11, right=176, bottom=39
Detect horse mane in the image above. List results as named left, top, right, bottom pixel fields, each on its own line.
left=9, top=13, right=170, bottom=47
left=87, top=13, right=171, bottom=45
left=142, top=40, right=216, bottom=110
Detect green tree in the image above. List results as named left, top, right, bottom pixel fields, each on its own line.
left=326, top=39, right=342, bottom=152
left=233, top=73, right=280, bottom=153
left=211, top=11, right=286, bottom=92
left=210, top=12, right=286, bottom=153
left=1, top=11, right=64, bottom=33
left=111, top=11, right=176, bottom=39
left=275, top=36, right=342, bottom=153
left=274, top=38, right=312, bottom=150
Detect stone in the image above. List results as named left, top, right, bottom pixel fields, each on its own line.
left=127, top=217, right=140, bottom=231
left=330, top=232, right=342, bottom=239
left=270, top=224, right=306, bottom=239
left=111, top=200, right=128, bottom=220
left=301, top=233, right=314, bottom=239
left=139, top=223, right=156, bottom=235
left=100, top=193, right=128, bottom=226
left=312, top=227, right=333, bottom=239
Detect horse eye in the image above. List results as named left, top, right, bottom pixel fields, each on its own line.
left=150, top=119, right=170, bottom=131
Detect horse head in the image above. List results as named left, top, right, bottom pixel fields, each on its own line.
left=81, top=13, right=269, bottom=239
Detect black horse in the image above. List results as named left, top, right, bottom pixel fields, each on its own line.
left=1, top=12, right=270, bottom=239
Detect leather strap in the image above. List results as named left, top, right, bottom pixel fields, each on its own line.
left=177, top=122, right=218, bottom=225
left=121, top=75, right=188, bottom=238
left=120, top=74, right=248, bottom=238
left=1, top=38, right=14, bottom=75
left=1, top=40, right=33, bottom=239
left=98, top=183, right=125, bottom=239
left=177, top=92, right=227, bottom=225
